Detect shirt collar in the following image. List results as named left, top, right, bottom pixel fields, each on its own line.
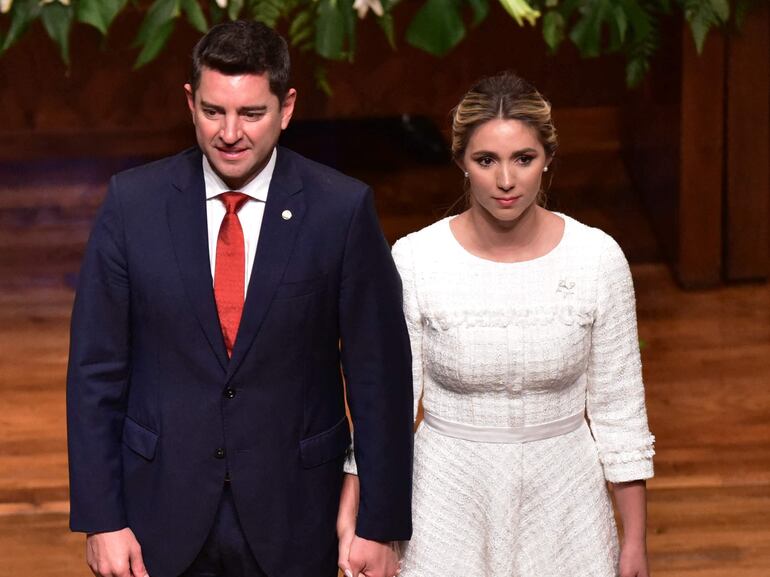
left=202, top=147, right=277, bottom=202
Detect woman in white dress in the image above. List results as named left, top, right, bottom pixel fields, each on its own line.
left=338, top=72, right=654, bottom=577
left=400, top=72, right=654, bottom=577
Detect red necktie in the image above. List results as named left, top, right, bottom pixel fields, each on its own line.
left=215, top=192, right=249, bottom=357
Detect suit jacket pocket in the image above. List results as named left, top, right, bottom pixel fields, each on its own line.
left=273, top=275, right=326, bottom=300
left=299, top=416, right=351, bottom=469
left=122, top=416, right=159, bottom=461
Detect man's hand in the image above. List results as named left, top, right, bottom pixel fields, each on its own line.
left=346, top=536, right=400, bottom=577
left=86, top=527, right=148, bottom=577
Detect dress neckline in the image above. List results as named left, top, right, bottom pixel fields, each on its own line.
left=443, top=212, right=570, bottom=266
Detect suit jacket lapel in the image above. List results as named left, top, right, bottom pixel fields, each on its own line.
left=226, top=148, right=305, bottom=382
left=167, top=149, right=230, bottom=372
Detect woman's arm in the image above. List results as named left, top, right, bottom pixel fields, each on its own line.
left=612, top=479, right=650, bottom=577
left=337, top=474, right=360, bottom=575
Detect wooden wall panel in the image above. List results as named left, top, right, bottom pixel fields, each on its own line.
left=725, top=4, right=770, bottom=281
left=622, top=19, right=682, bottom=271
left=678, top=27, right=725, bottom=288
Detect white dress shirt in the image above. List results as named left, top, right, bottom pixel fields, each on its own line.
left=204, top=148, right=277, bottom=296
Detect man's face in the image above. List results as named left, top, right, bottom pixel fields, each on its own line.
left=185, top=67, right=296, bottom=190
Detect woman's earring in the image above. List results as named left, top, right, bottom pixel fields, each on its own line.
left=543, top=166, right=549, bottom=173
left=464, top=171, right=469, bottom=178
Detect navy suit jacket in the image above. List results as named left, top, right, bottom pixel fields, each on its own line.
left=67, top=147, right=413, bottom=577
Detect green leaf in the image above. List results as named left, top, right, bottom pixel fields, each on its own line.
left=181, top=0, right=208, bottom=33
left=684, top=0, right=722, bottom=53
left=689, top=17, right=710, bottom=52
left=377, top=12, right=397, bottom=49
left=134, top=0, right=180, bottom=47
left=41, top=2, right=74, bottom=64
left=228, top=0, right=245, bottom=19
left=315, top=0, right=353, bottom=60
left=626, top=54, right=648, bottom=87
left=209, top=0, right=226, bottom=24
left=314, top=63, right=332, bottom=96
left=76, top=0, right=128, bottom=35
left=249, top=0, right=288, bottom=27
left=289, top=8, right=311, bottom=38
left=542, top=10, right=564, bottom=52
left=466, top=0, right=490, bottom=25
left=342, top=0, right=357, bottom=59
left=623, top=0, right=651, bottom=40
left=1, top=0, right=41, bottom=54
left=613, top=5, right=627, bottom=44
left=710, top=0, right=730, bottom=22
left=134, top=19, right=176, bottom=67
left=406, top=0, right=465, bottom=56
left=289, top=6, right=314, bottom=51
left=569, top=0, right=612, bottom=58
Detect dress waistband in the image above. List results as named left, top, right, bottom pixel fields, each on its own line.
left=422, top=410, right=585, bottom=443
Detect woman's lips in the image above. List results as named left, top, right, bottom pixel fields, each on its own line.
left=494, top=196, right=521, bottom=207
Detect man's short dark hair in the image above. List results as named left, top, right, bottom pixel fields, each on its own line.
left=190, top=20, right=291, bottom=102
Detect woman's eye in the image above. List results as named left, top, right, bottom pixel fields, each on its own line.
left=476, top=156, right=493, bottom=167
left=517, top=155, right=534, bottom=166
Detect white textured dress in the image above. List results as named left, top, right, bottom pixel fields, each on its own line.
left=393, top=214, right=655, bottom=577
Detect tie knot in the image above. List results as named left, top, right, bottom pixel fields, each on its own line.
left=219, top=192, right=249, bottom=214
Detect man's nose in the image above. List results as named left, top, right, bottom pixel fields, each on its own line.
left=220, top=115, right=242, bottom=144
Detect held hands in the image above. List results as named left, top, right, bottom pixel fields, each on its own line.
left=339, top=531, right=401, bottom=577
left=337, top=473, right=401, bottom=577
left=86, top=527, right=149, bottom=577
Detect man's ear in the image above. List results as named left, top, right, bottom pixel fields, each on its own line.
left=184, top=83, right=195, bottom=118
left=280, top=88, right=297, bottom=130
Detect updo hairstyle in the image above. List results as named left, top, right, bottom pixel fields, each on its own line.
left=450, top=72, right=558, bottom=161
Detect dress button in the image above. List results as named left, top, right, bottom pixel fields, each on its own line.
left=224, top=387, right=236, bottom=399
left=214, top=448, right=226, bottom=459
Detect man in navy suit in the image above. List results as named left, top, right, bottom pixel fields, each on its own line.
left=67, top=20, right=412, bottom=577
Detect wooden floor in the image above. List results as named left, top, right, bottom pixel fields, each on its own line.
left=1, top=242, right=769, bottom=575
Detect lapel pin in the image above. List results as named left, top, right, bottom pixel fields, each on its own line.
left=281, top=210, right=293, bottom=221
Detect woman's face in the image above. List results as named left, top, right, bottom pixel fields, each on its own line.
left=460, top=118, right=550, bottom=224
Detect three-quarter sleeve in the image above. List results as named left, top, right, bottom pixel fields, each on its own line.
left=392, top=237, right=424, bottom=423
left=586, top=235, right=655, bottom=483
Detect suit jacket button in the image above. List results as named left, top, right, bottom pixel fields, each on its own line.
left=215, top=448, right=226, bottom=459
left=224, top=387, right=236, bottom=399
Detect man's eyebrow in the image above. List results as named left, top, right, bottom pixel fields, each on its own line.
left=199, top=101, right=269, bottom=114
left=200, top=100, right=223, bottom=111
left=238, top=105, right=268, bottom=113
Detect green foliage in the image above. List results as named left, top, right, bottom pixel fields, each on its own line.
left=1, top=0, right=41, bottom=55
left=182, top=0, right=209, bottom=33
left=77, top=0, right=128, bottom=35
left=542, top=10, right=566, bottom=51
left=405, top=0, right=498, bottom=55
left=40, top=1, right=73, bottom=64
left=315, top=0, right=357, bottom=61
left=683, top=0, right=730, bottom=52
left=133, top=0, right=181, bottom=68
left=0, top=0, right=761, bottom=87
left=406, top=0, right=466, bottom=55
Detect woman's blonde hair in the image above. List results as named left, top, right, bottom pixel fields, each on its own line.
left=451, top=72, right=558, bottom=161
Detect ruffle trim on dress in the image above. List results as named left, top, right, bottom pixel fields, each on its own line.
left=597, top=433, right=656, bottom=464
left=423, top=303, right=595, bottom=330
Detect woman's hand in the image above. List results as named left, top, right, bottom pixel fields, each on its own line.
left=619, top=539, right=650, bottom=577
left=337, top=473, right=360, bottom=577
